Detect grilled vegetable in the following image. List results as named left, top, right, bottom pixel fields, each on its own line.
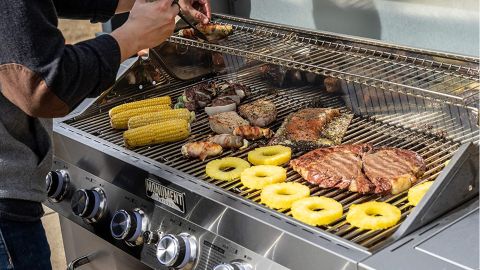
left=204, top=96, right=237, bottom=116
left=207, top=134, right=248, bottom=149
left=123, top=119, right=190, bottom=148
left=233, top=125, right=274, bottom=140
left=127, top=108, right=195, bottom=129
left=108, top=96, right=171, bottom=117
left=181, top=141, right=223, bottom=161
left=110, top=105, right=171, bottom=129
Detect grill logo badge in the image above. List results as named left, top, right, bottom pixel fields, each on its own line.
left=145, top=179, right=186, bottom=213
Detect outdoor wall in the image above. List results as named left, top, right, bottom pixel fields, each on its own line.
left=226, top=0, right=479, bottom=57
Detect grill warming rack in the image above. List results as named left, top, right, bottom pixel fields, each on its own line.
left=65, top=67, right=471, bottom=251
left=167, top=14, right=479, bottom=114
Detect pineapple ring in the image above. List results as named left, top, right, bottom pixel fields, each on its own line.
left=346, top=201, right=401, bottom=230
left=205, top=157, right=250, bottom=181
left=408, top=181, right=434, bottom=206
left=241, top=165, right=287, bottom=190
left=261, top=182, right=310, bottom=209
left=292, top=197, right=343, bottom=226
left=248, top=145, right=292, bottom=166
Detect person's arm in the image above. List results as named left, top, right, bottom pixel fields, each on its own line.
left=0, top=0, right=177, bottom=118
left=52, top=0, right=135, bottom=23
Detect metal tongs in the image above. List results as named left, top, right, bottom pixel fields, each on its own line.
left=172, top=0, right=209, bottom=42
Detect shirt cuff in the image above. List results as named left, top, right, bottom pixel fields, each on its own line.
left=91, top=0, right=120, bottom=23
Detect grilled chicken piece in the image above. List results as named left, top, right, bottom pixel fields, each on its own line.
left=363, top=148, right=426, bottom=194
left=179, top=23, right=233, bottom=42
left=233, top=125, right=274, bottom=140
left=209, top=111, right=249, bottom=134
left=238, top=99, right=277, bottom=127
left=181, top=141, right=223, bottom=161
left=290, top=144, right=375, bottom=193
left=207, top=134, right=248, bottom=149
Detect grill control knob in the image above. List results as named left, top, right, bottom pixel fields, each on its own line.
left=110, top=209, right=147, bottom=246
left=156, top=233, right=197, bottom=269
left=214, top=261, right=253, bottom=270
left=45, top=170, right=69, bottom=202
left=71, top=188, right=106, bottom=223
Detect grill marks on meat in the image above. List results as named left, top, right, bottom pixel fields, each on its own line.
left=290, top=144, right=426, bottom=194
left=290, top=144, right=374, bottom=194
left=285, top=108, right=340, bottom=141
left=363, top=148, right=426, bottom=194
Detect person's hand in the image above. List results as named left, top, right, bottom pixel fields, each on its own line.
left=111, top=0, right=179, bottom=62
left=178, top=0, right=211, bottom=24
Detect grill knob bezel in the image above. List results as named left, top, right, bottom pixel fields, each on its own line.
left=46, top=169, right=69, bottom=202
left=214, top=261, right=253, bottom=270
left=110, top=209, right=147, bottom=246
left=70, top=187, right=106, bottom=223
left=156, top=233, right=197, bottom=269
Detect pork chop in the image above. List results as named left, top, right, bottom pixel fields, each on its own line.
left=290, top=144, right=375, bottom=193
left=208, top=111, right=249, bottom=134
left=363, top=148, right=426, bottom=194
left=238, top=99, right=277, bottom=127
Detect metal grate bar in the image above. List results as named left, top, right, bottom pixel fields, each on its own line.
left=167, top=14, right=479, bottom=112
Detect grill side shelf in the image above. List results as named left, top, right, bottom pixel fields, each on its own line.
left=390, top=142, right=479, bottom=241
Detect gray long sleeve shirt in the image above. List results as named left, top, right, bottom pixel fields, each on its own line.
left=0, top=0, right=121, bottom=221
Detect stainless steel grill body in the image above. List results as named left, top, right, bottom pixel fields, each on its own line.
left=45, top=14, right=479, bottom=270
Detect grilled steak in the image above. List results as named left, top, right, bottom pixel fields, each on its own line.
left=291, top=144, right=426, bottom=194
left=208, top=111, right=249, bottom=134
left=269, top=108, right=352, bottom=150
left=363, top=148, right=426, bottom=194
left=238, top=99, right=277, bottom=127
left=290, top=144, right=375, bottom=193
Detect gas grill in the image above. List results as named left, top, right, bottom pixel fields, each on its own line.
left=45, top=14, right=479, bottom=270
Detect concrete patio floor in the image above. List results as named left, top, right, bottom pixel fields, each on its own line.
left=43, top=206, right=67, bottom=270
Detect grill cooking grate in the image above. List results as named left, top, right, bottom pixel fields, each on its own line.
left=66, top=67, right=467, bottom=250
left=168, top=14, right=479, bottom=113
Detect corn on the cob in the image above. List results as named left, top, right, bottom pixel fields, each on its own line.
left=110, top=105, right=171, bottom=129
left=123, top=119, right=190, bottom=148
left=108, top=96, right=171, bottom=117
left=127, top=108, right=196, bottom=129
